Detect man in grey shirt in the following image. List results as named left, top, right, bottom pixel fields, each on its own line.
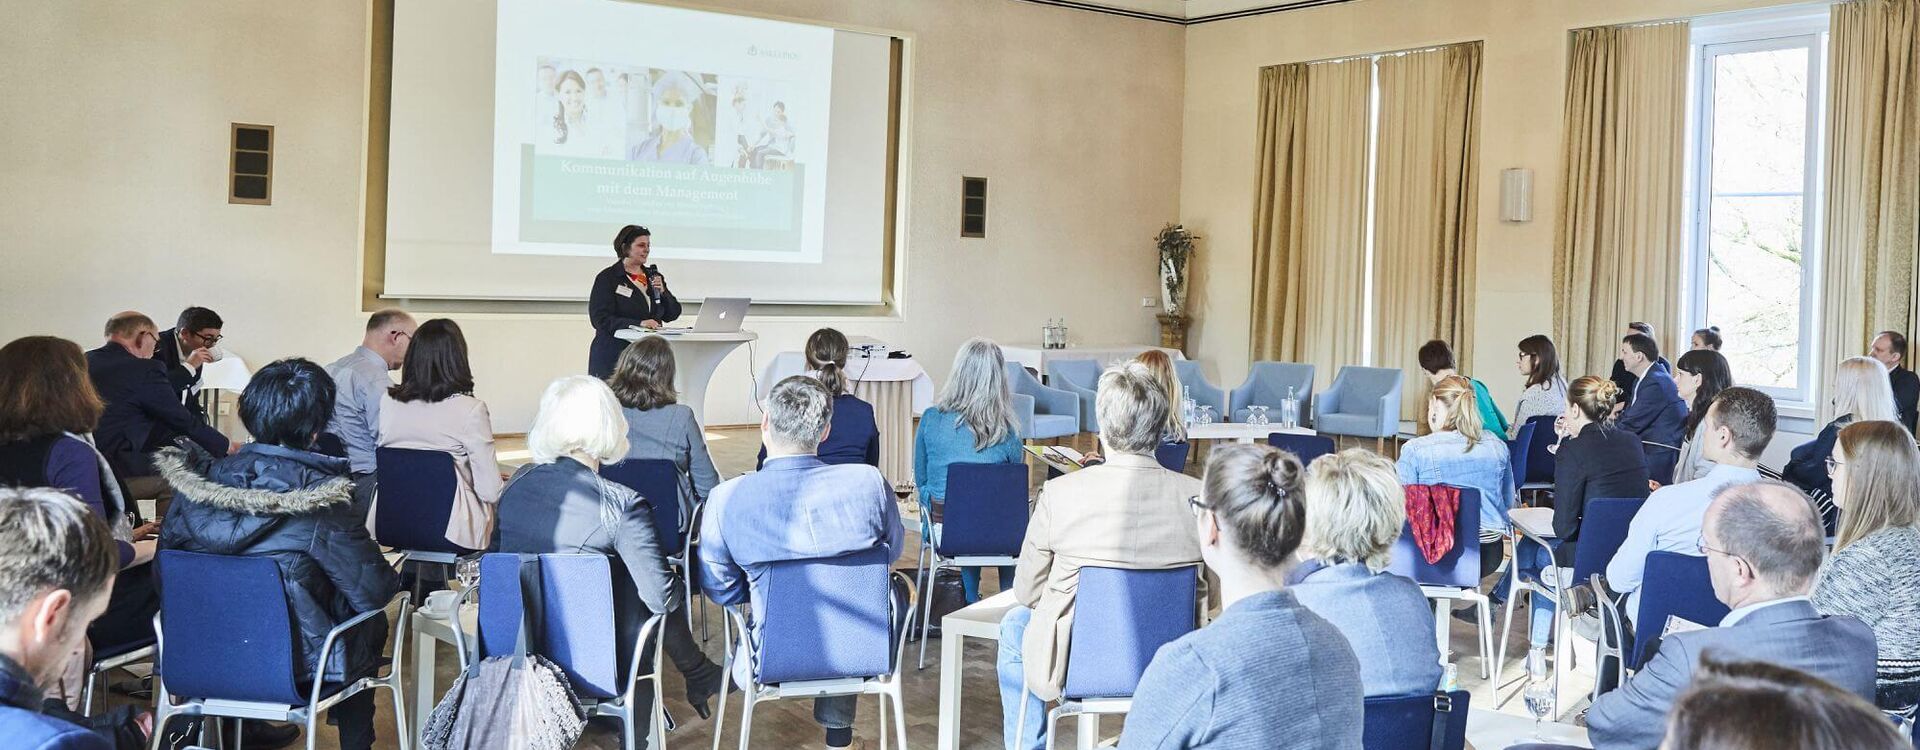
left=323, top=309, right=415, bottom=509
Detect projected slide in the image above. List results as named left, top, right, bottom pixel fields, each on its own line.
left=492, top=0, right=835, bottom=263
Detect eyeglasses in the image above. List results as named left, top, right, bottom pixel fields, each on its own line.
left=1186, top=494, right=1211, bottom=517
left=190, top=330, right=223, bottom=346
left=1696, top=535, right=1743, bottom=565
left=1825, top=457, right=1845, bottom=477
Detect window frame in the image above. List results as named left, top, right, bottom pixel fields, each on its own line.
left=1684, top=18, right=1827, bottom=407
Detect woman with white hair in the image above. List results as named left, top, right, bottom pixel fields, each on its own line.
left=629, top=70, right=711, bottom=165
left=1783, top=356, right=1904, bottom=530
left=1290, top=448, right=1444, bottom=696
left=491, top=375, right=725, bottom=734
left=914, top=337, right=1023, bottom=602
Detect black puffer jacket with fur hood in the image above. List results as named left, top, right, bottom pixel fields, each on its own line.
left=156, top=443, right=400, bottom=685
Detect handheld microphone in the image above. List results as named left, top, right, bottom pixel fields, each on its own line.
left=643, top=264, right=662, bottom=303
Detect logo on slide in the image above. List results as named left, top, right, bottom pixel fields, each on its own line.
left=747, top=45, right=800, bottom=61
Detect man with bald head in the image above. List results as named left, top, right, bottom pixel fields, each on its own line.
left=87, top=311, right=233, bottom=499
left=1587, top=480, right=1877, bottom=749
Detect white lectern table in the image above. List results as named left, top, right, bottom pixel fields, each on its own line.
left=614, top=329, right=756, bottom=426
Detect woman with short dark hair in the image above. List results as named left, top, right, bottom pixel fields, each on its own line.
left=378, top=319, right=501, bottom=550
left=587, top=225, right=681, bottom=377
left=158, top=358, right=399, bottom=750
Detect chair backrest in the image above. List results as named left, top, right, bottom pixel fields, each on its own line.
left=1004, top=361, right=1043, bottom=396
left=756, top=547, right=896, bottom=684
left=1269, top=433, right=1336, bottom=467
left=1642, top=442, right=1681, bottom=486
left=1062, top=565, right=1200, bottom=700
left=1522, top=415, right=1557, bottom=484
left=1569, top=497, right=1646, bottom=585
left=1330, top=366, right=1403, bottom=416
left=476, top=553, right=624, bottom=699
left=597, top=458, right=686, bottom=556
left=155, top=550, right=303, bottom=704
left=1387, top=486, right=1483, bottom=589
left=938, top=462, right=1029, bottom=557
left=1507, top=422, right=1535, bottom=491
left=1632, top=551, right=1728, bottom=668
left=1240, top=361, right=1316, bottom=407
left=1047, top=359, right=1101, bottom=390
left=1154, top=441, right=1190, bottom=472
left=1363, top=691, right=1471, bottom=750
left=373, top=447, right=470, bottom=554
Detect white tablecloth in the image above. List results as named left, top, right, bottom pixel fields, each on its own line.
left=1000, top=343, right=1184, bottom=377
left=761, top=351, right=935, bottom=490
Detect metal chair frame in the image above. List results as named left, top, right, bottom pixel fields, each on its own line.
left=82, top=641, right=155, bottom=717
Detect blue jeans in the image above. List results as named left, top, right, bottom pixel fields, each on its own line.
left=1517, top=540, right=1559, bottom=647
left=962, top=566, right=1016, bottom=602
left=997, top=605, right=1048, bottom=750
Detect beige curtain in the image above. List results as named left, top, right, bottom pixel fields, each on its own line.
left=1249, top=58, right=1373, bottom=390
left=1821, top=0, right=1920, bottom=420
left=1374, top=43, right=1483, bottom=421
left=1552, top=22, right=1690, bottom=379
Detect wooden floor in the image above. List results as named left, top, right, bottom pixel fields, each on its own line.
left=103, top=427, right=1586, bottom=749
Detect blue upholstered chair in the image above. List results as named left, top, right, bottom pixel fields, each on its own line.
left=1154, top=442, right=1191, bottom=472
left=1268, top=433, right=1335, bottom=467
left=1006, top=363, right=1081, bottom=441
left=374, top=447, right=472, bottom=598
left=1229, top=361, right=1315, bottom=424
left=1018, top=565, right=1201, bottom=750
left=1630, top=552, right=1728, bottom=669
left=711, top=547, right=912, bottom=750
left=1507, top=421, right=1536, bottom=496
left=1387, top=486, right=1492, bottom=679
left=1363, top=691, right=1471, bottom=750
left=914, top=462, right=1028, bottom=668
left=1314, top=367, right=1405, bottom=448
left=1520, top=415, right=1559, bottom=487
left=1047, top=359, right=1103, bottom=434
left=599, top=458, right=700, bottom=639
left=1499, top=497, right=1645, bottom=699
left=456, top=553, right=667, bottom=750
left=150, top=550, right=408, bottom=750
left=1171, top=360, right=1229, bottom=422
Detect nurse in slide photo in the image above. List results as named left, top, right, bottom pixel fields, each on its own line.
left=630, top=71, right=710, bottom=165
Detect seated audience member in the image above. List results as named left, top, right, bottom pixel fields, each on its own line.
left=86, top=311, right=231, bottom=499
left=1418, top=339, right=1509, bottom=437
left=1608, top=322, right=1672, bottom=407
left=1608, top=387, right=1774, bottom=616
left=1396, top=375, right=1515, bottom=578
left=1811, top=420, right=1920, bottom=711
left=1660, top=656, right=1907, bottom=750
left=913, top=338, right=1023, bottom=602
left=1690, top=326, right=1722, bottom=352
left=1082, top=349, right=1189, bottom=465
left=1869, top=330, right=1919, bottom=432
left=999, top=362, right=1201, bottom=750
left=1669, top=349, right=1731, bottom=486
left=755, top=328, right=881, bottom=468
left=0, top=337, right=160, bottom=673
left=1291, top=448, right=1442, bottom=697
left=322, top=309, right=415, bottom=502
left=1526, top=376, right=1648, bottom=650
left=1510, top=335, right=1568, bottom=439
left=1615, top=332, right=1688, bottom=483
left=1783, top=356, right=1899, bottom=527
left=699, top=375, right=903, bottom=750
left=491, top=376, right=723, bottom=730
left=1587, top=480, right=1875, bottom=749
left=153, top=307, right=223, bottom=422
left=0, top=488, right=119, bottom=750
left=608, top=336, right=721, bottom=523
left=376, top=319, right=501, bottom=551
left=156, top=359, right=400, bottom=750
left=1122, top=444, right=1363, bottom=749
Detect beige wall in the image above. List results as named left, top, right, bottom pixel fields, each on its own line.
left=0, top=0, right=1185, bottom=430
left=1179, top=0, right=1807, bottom=410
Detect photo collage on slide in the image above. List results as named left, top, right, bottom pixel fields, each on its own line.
left=533, top=57, right=804, bottom=172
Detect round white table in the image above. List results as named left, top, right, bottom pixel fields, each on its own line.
left=614, top=329, right=757, bottom=426
left=1182, top=422, right=1313, bottom=443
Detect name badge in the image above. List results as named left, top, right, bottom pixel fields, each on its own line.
left=615, top=285, right=634, bottom=297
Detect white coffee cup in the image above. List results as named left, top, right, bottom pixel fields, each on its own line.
left=424, top=589, right=458, bottom=618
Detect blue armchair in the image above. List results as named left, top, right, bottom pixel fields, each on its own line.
left=1314, top=366, right=1404, bottom=446
left=1007, top=362, right=1080, bottom=440
left=1171, top=360, right=1229, bottom=422
left=1046, top=359, right=1103, bottom=434
left=1229, top=361, right=1315, bottom=424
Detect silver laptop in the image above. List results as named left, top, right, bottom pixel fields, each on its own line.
left=677, top=297, right=749, bottom=333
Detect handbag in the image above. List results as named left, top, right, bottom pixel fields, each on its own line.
left=422, top=559, right=588, bottom=750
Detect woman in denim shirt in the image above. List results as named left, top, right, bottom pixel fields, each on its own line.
left=1396, top=375, right=1515, bottom=578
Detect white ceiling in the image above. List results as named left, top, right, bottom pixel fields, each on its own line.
left=1016, top=0, right=1355, bottom=24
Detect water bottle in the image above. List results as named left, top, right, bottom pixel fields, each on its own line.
left=1057, top=318, right=1069, bottom=349
left=1182, top=386, right=1195, bottom=426
left=1042, top=319, right=1057, bottom=349
left=1282, top=386, right=1299, bottom=429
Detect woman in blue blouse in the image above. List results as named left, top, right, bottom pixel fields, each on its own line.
left=914, top=338, right=1024, bottom=601
left=1397, top=375, right=1516, bottom=579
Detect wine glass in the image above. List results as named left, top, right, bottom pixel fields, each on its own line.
left=1196, top=405, right=1216, bottom=426
left=1522, top=648, right=1556, bottom=739
left=455, top=555, right=481, bottom=593
left=1247, top=405, right=1269, bottom=426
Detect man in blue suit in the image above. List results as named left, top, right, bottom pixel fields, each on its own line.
left=0, top=488, right=120, bottom=750
left=86, top=311, right=232, bottom=497
left=1616, top=332, right=1687, bottom=484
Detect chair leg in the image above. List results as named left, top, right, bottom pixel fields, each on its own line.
left=917, top=560, right=940, bottom=670
left=736, top=693, right=757, bottom=750
left=82, top=670, right=97, bottom=717
left=711, top=617, right=733, bottom=750
left=306, top=712, right=319, bottom=750
left=1475, top=595, right=1493, bottom=681
left=391, top=680, right=413, bottom=750
left=1016, top=684, right=1032, bottom=750
left=889, top=685, right=908, bottom=750
left=1497, top=584, right=1521, bottom=685
left=622, top=709, right=638, bottom=750
left=1042, top=705, right=1060, bottom=750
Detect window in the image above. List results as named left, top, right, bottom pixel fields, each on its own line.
left=1686, top=11, right=1827, bottom=404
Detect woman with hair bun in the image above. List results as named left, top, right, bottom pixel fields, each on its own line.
left=1691, top=326, right=1723, bottom=352
left=755, top=328, right=880, bottom=468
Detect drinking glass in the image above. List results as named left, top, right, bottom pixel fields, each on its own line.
left=1196, top=405, right=1216, bottom=426
left=1246, top=406, right=1269, bottom=425
left=455, top=555, right=482, bottom=593
left=1522, top=648, right=1556, bottom=739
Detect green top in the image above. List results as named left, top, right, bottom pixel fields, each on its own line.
left=1469, top=377, right=1510, bottom=437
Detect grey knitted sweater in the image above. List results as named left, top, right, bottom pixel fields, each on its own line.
left=1813, top=524, right=1920, bottom=710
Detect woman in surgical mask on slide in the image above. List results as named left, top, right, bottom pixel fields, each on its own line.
left=630, top=71, right=711, bottom=165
